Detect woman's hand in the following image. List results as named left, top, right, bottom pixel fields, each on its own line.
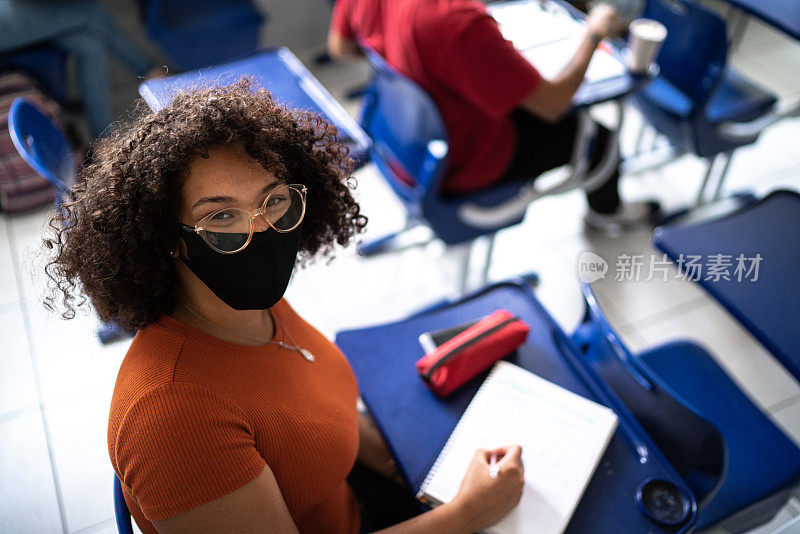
left=586, top=4, right=622, bottom=40
left=449, top=446, right=525, bottom=532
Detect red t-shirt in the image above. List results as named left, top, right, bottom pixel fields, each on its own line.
left=331, top=0, right=542, bottom=194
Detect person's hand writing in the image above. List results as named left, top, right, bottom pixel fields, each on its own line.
left=450, top=446, right=525, bottom=532
left=586, top=3, right=622, bottom=40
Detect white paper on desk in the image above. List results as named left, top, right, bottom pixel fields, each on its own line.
left=521, top=36, right=627, bottom=83
left=418, top=361, right=618, bottom=534
left=491, top=1, right=584, bottom=50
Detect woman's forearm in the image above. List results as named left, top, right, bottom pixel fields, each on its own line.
left=356, top=411, right=398, bottom=477
left=374, top=502, right=473, bottom=534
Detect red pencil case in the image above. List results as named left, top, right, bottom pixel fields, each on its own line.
left=415, top=310, right=530, bottom=397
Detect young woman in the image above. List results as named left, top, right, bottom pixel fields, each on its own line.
left=45, top=81, right=523, bottom=533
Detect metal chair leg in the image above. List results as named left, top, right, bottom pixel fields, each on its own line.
left=459, top=242, right=473, bottom=294
left=731, top=11, right=749, bottom=51
left=480, top=234, right=497, bottom=287
left=649, top=127, right=660, bottom=152
left=711, top=152, right=734, bottom=201
left=634, top=122, right=647, bottom=155
left=356, top=222, right=432, bottom=256
left=696, top=155, right=718, bottom=207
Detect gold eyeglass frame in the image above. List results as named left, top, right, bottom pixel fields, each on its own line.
left=180, top=183, right=307, bottom=254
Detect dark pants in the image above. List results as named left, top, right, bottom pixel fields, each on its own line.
left=499, top=109, right=621, bottom=214
left=348, top=463, right=422, bottom=533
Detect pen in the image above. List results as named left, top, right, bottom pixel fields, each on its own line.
left=489, top=452, right=499, bottom=478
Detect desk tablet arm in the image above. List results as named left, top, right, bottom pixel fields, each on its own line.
left=456, top=102, right=622, bottom=229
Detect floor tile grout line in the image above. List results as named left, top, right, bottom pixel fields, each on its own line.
left=71, top=517, right=115, bottom=534
left=6, top=221, right=70, bottom=534
left=769, top=393, right=800, bottom=414
left=0, top=404, right=40, bottom=426
left=622, top=295, right=711, bottom=332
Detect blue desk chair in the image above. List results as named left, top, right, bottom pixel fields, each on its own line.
left=8, top=98, right=74, bottom=214
left=573, top=282, right=800, bottom=531
left=138, top=0, right=265, bottom=71
left=8, top=98, right=134, bottom=344
left=336, top=278, right=698, bottom=532
left=358, top=48, right=617, bottom=290
left=139, top=48, right=370, bottom=166
left=654, top=189, right=800, bottom=381
left=114, top=475, right=134, bottom=534
left=633, top=0, right=781, bottom=205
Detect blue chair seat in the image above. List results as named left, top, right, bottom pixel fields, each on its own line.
left=159, top=0, right=257, bottom=26
left=639, top=68, right=776, bottom=124
left=0, top=45, right=68, bottom=102
left=142, top=0, right=264, bottom=70
left=153, top=9, right=262, bottom=69
left=638, top=76, right=693, bottom=118
left=706, top=68, right=777, bottom=123
left=638, top=341, right=800, bottom=529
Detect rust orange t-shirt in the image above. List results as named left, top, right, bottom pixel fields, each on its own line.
left=107, top=299, right=361, bottom=534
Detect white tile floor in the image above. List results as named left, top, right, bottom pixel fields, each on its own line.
left=2, top=5, right=800, bottom=534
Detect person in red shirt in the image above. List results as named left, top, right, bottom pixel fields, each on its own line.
left=329, top=0, right=659, bottom=233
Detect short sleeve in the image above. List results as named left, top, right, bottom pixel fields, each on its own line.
left=425, top=6, right=542, bottom=118
left=113, top=382, right=266, bottom=520
left=330, top=0, right=356, bottom=40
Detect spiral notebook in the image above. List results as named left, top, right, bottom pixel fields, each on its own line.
left=416, top=361, right=618, bottom=534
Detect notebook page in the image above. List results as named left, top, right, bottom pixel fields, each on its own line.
left=491, top=1, right=584, bottom=51
left=420, top=361, right=618, bottom=534
left=521, top=36, right=626, bottom=83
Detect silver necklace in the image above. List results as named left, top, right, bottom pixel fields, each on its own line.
left=176, top=299, right=315, bottom=362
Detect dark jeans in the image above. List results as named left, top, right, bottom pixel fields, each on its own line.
left=348, top=463, right=422, bottom=533
left=499, top=109, right=621, bottom=214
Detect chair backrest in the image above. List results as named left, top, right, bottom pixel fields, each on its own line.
left=359, top=48, right=449, bottom=209
left=573, top=287, right=725, bottom=507
left=575, top=281, right=800, bottom=530
left=113, top=475, right=134, bottom=534
left=8, top=97, right=74, bottom=193
left=644, top=0, right=727, bottom=108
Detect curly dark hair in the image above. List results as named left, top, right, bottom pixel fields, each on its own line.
left=45, top=78, right=367, bottom=330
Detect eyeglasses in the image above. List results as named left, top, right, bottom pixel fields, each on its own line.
left=180, top=183, right=307, bottom=254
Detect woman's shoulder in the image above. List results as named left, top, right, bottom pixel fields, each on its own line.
left=115, top=317, right=190, bottom=393
left=108, top=317, right=208, bottom=439
left=108, top=319, right=254, bottom=472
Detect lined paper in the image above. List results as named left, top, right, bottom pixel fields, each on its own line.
left=419, top=361, right=618, bottom=534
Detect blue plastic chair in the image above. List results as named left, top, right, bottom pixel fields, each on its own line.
left=8, top=98, right=134, bottom=344
left=336, top=278, right=699, bottom=532
left=138, top=0, right=265, bottom=70
left=7, top=98, right=74, bottom=213
left=114, top=475, right=134, bottom=534
left=573, top=282, right=800, bottom=531
left=654, top=189, right=800, bottom=382
left=358, top=48, right=616, bottom=289
left=633, top=0, right=779, bottom=205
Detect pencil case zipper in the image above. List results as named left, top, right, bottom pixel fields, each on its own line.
left=423, top=315, right=520, bottom=381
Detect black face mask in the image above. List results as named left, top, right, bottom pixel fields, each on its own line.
left=179, top=226, right=302, bottom=310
